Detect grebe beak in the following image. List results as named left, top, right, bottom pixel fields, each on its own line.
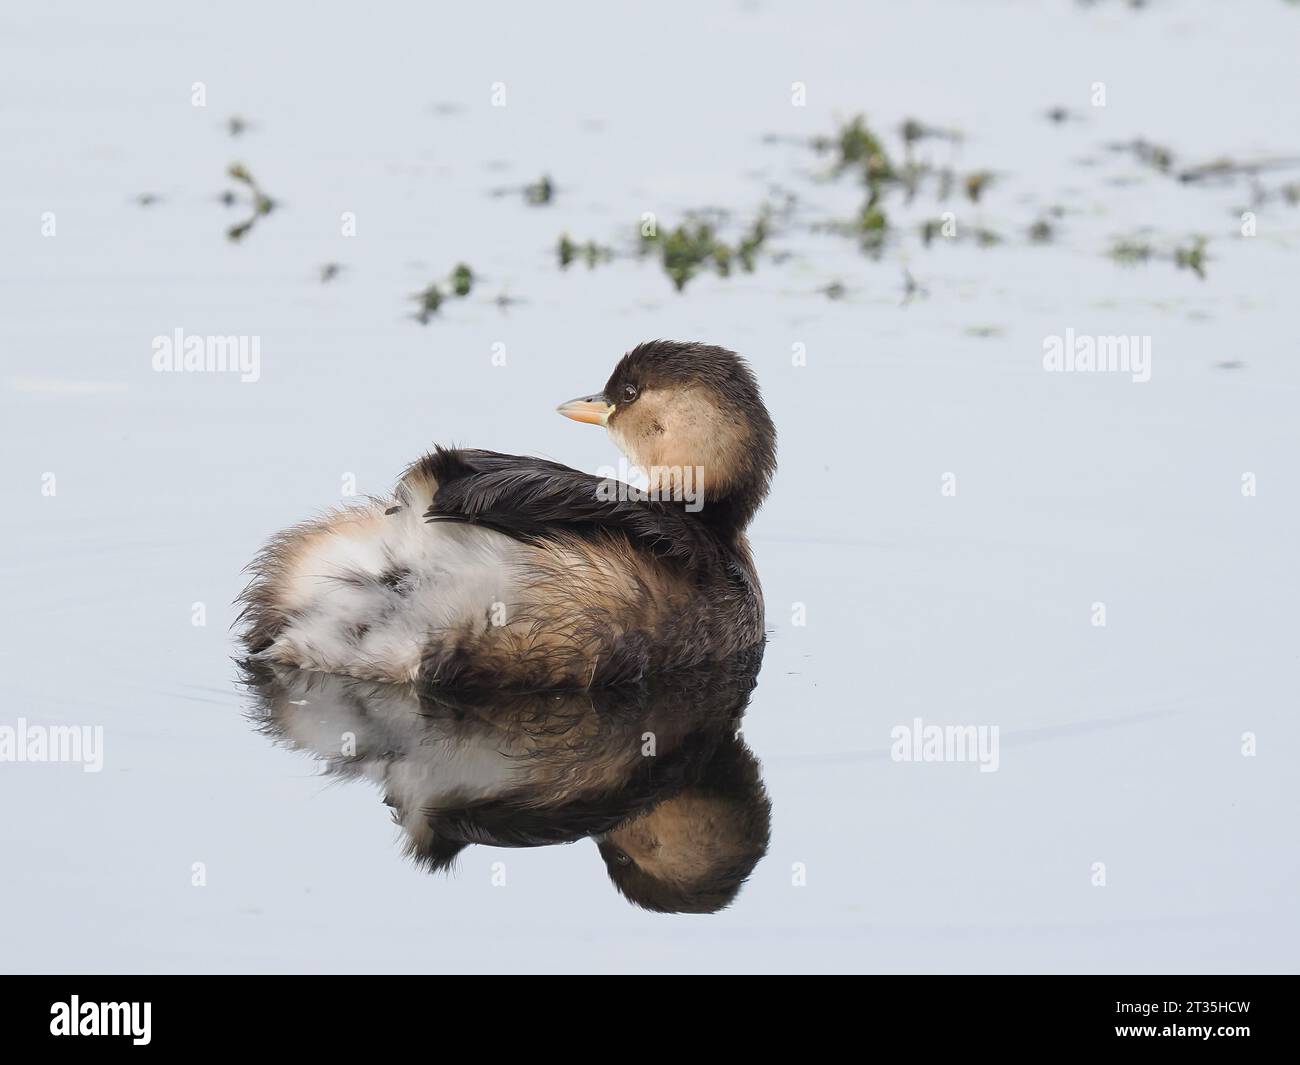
left=556, top=395, right=614, bottom=426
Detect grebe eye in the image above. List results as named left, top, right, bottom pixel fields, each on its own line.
left=622, top=383, right=638, bottom=403
left=614, top=851, right=632, bottom=866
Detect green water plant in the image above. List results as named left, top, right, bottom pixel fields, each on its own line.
left=223, top=162, right=276, bottom=243
left=451, top=263, right=475, bottom=296
left=643, top=207, right=771, bottom=291
left=411, top=263, right=478, bottom=323
left=1109, top=237, right=1154, bottom=265
left=524, top=174, right=555, bottom=205
left=1174, top=236, right=1208, bottom=279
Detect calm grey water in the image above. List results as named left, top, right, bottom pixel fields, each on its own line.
left=2, top=0, right=1298, bottom=973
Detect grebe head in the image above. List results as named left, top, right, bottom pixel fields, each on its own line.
left=593, top=734, right=771, bottom=914
left=557, top=340, right=777, bottom=530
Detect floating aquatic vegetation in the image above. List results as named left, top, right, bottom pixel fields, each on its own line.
left=894, top=158, right=928, bottom=203
left=411, top=263, right=478, bottom=323
left=227, top=115, right=249, bottom=137
left=320, top=263, right=342, bottom=283
left=813, top=114, right=895, bottom=180
left=582, top=242, right=613, bottom=268
left=542, top=116, right=1000, bottom=285
left=1108, top=138, right=1176, bottom=175
left=1093, top=133, right=1300, bottom=275
left=524, top=174, right=555, bottom=205
left=491, top=174, right=556, bottom=205
left=1174, top=236, right=1208, bottom=279
left=854, top=205, right=888, bottom=257
left=1044, top=106, right=1080, bottom=124
left=813, top=116, right=912, bottom=245
left=807, top=113, right=1251, bottom=283
left=412, top=284, right=444, bottom=323
left=559, top=204, right=771, bottom=292
left=1109, top=140, right=1300, bottom=192
left=821, top=280, right=847, bottom=300
left=900, top=269, right=927, bottom=306
left=557, top=233, right=613, bottom=269
left=899, top=117, right=962, bottom=149
left=223, top=162, right=277, bottom=243
left=134, top=193, right=161, bottom=207
left=857, top=203, right=888, bottom=233
left=649, top=209, right=771, bottom=291
left=1178, top=154, right=1300, bottom=184
left=1109, top=234, right=1209, bottom=278
left=537, top=106, right=1254, bottom=303
left=1109, top=237, right=1155, bottom=266
left=964, top=171, right=994, bottom=203
left=660, top=220, right=730, bottom=291
left=451, top=263, right=475, bottom=296
left=225, top=158, right=255, bottom=184
left=919, top=218, right=946, bottom=246
left=807, top=117, right=1017, bottom=260
left=736, top=209, right=770, bottom=269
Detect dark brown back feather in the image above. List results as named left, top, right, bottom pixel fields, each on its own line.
left=421, top=446, right=730, bottom=573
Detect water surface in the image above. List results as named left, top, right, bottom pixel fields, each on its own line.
left=2, top=0, right=1298, bottom=973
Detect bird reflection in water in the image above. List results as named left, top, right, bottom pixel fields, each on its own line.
left=241, top=650, right=770, bottom=914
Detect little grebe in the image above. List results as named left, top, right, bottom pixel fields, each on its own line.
left=242, top=648, right=770, bottom=913
left=238, top=341, right=777, bottom=689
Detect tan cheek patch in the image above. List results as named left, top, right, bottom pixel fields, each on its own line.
left=609, top=796, right=737, bottom=885
left=607, top=392, right=671, bottom=471
left=610, top=387, right=744, bottom=493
